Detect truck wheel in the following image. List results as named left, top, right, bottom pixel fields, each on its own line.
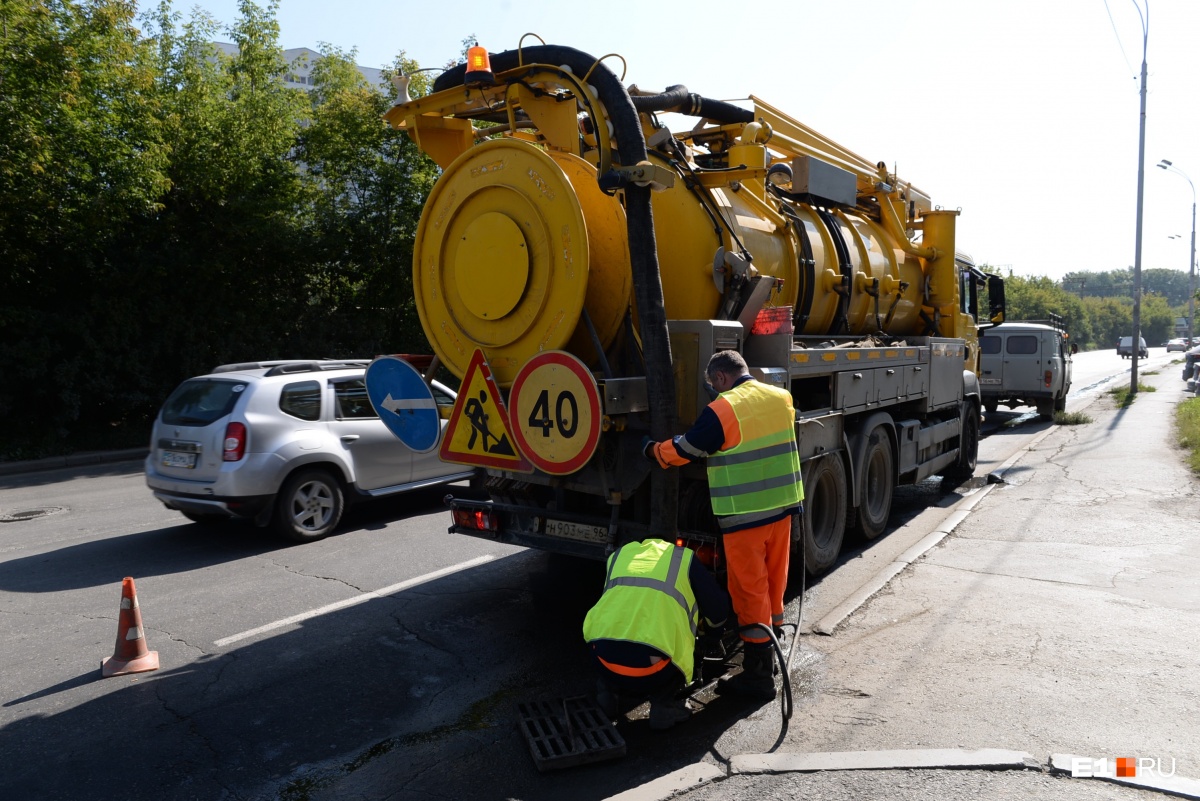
left=1054, top=393, right=1066, bottom=413
left=802, top=454, right=847, bottom=575
left=856, top=427, right=894, bottom=540
left=274, top=469, right=344, bottom=542
left=944, top=402, right=979, bottom=482
left=984, top=400, right=998, bottom=415
left=1036, top=399, right=1054, bottom=420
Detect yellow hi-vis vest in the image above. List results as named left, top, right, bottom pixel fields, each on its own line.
left=581, top=539, right=699, bottom=682
left=707, top=380, right=803, bottom=530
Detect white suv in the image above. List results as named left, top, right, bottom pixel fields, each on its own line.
left=145, top=360, right=474, bottom=541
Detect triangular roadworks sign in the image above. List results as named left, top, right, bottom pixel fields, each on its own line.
left=440, top=349, right=533, bottom=472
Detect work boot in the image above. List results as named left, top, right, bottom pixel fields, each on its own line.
left=717, top=645, right=776, bottom=702
left=648, top=694, right=692, bottom=730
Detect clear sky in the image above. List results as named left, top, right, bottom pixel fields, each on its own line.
left=143, top=0, right=1200, bottom=284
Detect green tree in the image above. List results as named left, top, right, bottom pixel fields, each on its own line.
left=1138, top=293, right=1174, bottom=345
left=135, top=0, right=312, bottom=378
left=994, top=274, right=1091, bottom=346
left=0, top=0, right=447, bottom=459
left=295, top=46, right=438, bottom=355
left=0, top=0, right=169, bottom=450
left=1080, top=297, right=1131, bottom=349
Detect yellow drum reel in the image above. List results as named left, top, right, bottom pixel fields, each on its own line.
left=413, top=138, right=630, bottom=387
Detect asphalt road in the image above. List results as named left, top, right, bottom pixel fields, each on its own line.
left=0, top=348, right=1172, bottom=800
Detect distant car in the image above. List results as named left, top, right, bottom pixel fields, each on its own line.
left=1117, top=336, right=1148, bottom=359
left=145, top=360, right=475, bottom=541
left=1167, top=338, right=1188, bottom=352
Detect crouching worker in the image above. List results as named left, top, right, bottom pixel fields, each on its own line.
left=583, top=538, right=730, bottom=730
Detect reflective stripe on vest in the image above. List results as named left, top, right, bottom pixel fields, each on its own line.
left=707, top=381, right=803, bottom=519
left=581, top=540, right=700, bottom=681
left=603, top=545, right=697, bottom=633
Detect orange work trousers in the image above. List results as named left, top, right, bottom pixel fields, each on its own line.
left=722, top=516, right=791, bottom=643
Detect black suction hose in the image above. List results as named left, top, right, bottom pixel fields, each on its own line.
left=630, top=85, right=755, bottom=124
left=436, top=45, right=679, bottom=535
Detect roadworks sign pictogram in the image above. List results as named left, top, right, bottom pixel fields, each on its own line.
left=440, top=349, right=533, bottom=471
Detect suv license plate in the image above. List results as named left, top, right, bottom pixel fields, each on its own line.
left=544, top=518, right=608, bottom=544
left=162, top=451, right=197, bottom=469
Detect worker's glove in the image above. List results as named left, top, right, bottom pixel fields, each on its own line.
left=641, top=435, right=657, bottom=463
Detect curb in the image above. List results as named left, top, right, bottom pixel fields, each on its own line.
left=603, top=747, right=1200, bottom=801
left=0, top=448, right=148, bottom=478
left=731, top=747, right=1036, bottom=774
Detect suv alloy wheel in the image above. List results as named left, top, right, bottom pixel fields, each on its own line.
left=274, top=469, right=344, bottom=542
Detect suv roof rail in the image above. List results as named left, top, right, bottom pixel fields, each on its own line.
left=211, top=359, right=371, bottom=376
left=1017, top=313, right=1066, bottom=335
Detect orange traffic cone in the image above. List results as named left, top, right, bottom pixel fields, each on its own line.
left=101, top=577, right=160, bottom=678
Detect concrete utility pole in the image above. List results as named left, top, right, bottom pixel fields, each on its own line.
left=1158, top=160, right=1196, bottom=347
left=1130, top=0, right=1149, bottom=395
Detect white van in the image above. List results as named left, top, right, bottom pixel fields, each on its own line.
left=1117, top=336, right=1147, bottom=359
left=979, top=321, right=1073, bottom=420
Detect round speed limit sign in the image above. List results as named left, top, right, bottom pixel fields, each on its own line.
left=509, top=351, right=601, bottom=475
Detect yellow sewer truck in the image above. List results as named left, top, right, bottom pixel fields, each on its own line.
left=383, top=42, right=1004, bottom=575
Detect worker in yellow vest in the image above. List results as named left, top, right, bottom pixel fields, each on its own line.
left=583, top=538, right=730, bottom=730
left=645, top=350, right=803, bottom=701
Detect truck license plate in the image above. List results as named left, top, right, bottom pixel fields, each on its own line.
left=162, top=450, right=197, bottom=469
left=544, top=518, right=608, bottom=544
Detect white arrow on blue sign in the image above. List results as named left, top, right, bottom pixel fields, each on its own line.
left=365, top=356, right=441, bottom=453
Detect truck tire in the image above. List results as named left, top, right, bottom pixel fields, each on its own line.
left=984, top=400, right=998, bottom=415
left=944, top=402, right=979, bottom=482
left=274, top=469, right=344, bottom=542
left=802, top=454, right=847, bottom=575
left=856, top=427, right=895, bottom=540
left=1054, top=393, right=1066, bottom=413
left=1036, top=399, right=1054, bottom=421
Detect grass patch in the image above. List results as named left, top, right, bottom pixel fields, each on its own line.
left=1054, top=411, right=1092, bottom=425
left=1109, top=383, right=1156, bottom=407
left=1177, top=397, right=1200, bottom=473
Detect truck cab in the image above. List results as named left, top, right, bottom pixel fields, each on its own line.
left=979, top=320, right=1072, bottom=420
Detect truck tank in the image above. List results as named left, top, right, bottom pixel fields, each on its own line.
left=396, top=49, right=981, bottom=388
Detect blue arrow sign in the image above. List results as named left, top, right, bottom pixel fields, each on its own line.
left=365, top=356, right=441, bottom=453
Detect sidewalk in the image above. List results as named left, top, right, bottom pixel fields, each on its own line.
left=0, top=448, right=146, bottom=478
left=635, top=369, right=1200, bottom=801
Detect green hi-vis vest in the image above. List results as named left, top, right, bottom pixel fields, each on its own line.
left=582, top=539, right=699, bottom=682
left=707, top=380, right=803, bottom=530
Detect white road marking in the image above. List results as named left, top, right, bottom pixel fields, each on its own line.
left=214, top=555, right=497, bottom=647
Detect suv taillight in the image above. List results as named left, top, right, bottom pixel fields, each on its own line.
left=223, top=422, right=247, bottom=462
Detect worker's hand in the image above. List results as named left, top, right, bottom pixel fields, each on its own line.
left=641, top=436, right=657, bottom=463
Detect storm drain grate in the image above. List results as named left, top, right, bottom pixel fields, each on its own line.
left=517, top=696, right=625, bottom=772
left=0, top=507, right=64, bottom=522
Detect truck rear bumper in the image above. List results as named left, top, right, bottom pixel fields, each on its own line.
left=445, top=495, right=613, bottom=560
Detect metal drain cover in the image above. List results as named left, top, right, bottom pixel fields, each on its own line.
left=0, top=507, right=64, bottom=522
left=517, top=696, right=625, bottom=772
